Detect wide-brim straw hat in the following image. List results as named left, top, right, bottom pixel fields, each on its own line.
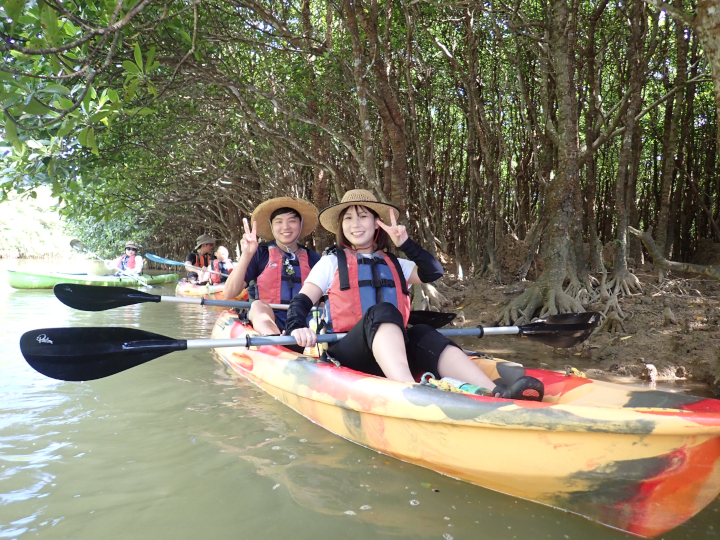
left=319, top=189, right=399, bottom=234
left=251, top=197, right=319, bottom=240
left=124, top=241, right=139, bottom=250
left=195, top=234, right=216, bottom=250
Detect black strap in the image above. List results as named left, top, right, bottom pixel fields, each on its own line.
left=385, top=252, right=409, bottom=296
left=357, top=278, right=397, bottom=288
left=281, top=275, right=302, bottom=283
left=336, top=248, right=351, bottom=291
left=357, top=257, right=388, bottom=266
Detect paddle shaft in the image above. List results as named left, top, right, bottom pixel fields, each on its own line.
left=146, top=253, right=227, bottom=276
left=160, top=295, right=289, bottom=311
left=183, top=326, right=518, bottom=349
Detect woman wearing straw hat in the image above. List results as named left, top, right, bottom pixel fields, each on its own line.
left=224, top=197, right=321, bottom=336
left=185, top=234, right=216, bottom=283
left=106, top=241, right=144, bottom=276
left=283, top=189, right=543, bottom=400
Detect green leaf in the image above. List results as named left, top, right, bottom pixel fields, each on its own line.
left=89, top=110, right=109, bottom=123
left=40, top=5, right=61, bottom=47
left=3, top=116, right=22, bottom=150
left=42, top=84, right=71, bottom=95
left=107, top=89, right=119, bottom=103
left=86, top=127, right=99, bottom=156
left=57, top=97, right=75, bottom=109
left=78, top=126, right=88, bottom=146
left=22, top=99, right=52, bottom=114
left=134, top=43, right=144, bottom=73
left=146, top=47, right=156, bottom=71
left=123, top=61, right=140, bottom=74
left=57, top=119, right=75, bottom=137
left=4, top=0, right=28, bottom=25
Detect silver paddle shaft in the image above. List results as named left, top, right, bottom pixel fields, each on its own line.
left=160, top=296, right=290, bottom=310
left=185, top=326, right=520, bottom=349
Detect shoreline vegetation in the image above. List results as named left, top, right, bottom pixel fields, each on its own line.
left=0, top=189, right=72, bottom=259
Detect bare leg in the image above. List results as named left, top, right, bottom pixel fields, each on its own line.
left=248, top=301, right=281, bottom=335
left=371, top=323, right=414, bottom=382
left=437, top=346, right=496, bottom=390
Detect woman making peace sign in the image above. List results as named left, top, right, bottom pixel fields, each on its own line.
left=223, top=197, right=321, bottom=336
left=284, top=190, right=542, bottom=399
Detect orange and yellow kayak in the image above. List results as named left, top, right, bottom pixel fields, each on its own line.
left=211, top=310, right=720, bottom=537
left=175, top=282, right=248, bottom=301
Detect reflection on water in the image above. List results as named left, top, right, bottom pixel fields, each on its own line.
left=1, top=259, right=718, bottom=539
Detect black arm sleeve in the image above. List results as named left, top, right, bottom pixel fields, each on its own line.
left=399, top=238, right=444, bottom=283
left=284, top=293, right=314, bottom=334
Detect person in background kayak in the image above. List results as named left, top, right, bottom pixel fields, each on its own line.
left=185, top=234, right=216, bottom=283
left=210, top=246, right=234, bottom=284
left=223, top=197, right=321, bottom=335
left=284, top=189, right=543, bottom=401
left=106, top=241, right=144, bottom=275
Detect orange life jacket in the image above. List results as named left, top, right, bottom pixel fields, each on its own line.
left=325, top=249, right=410, bottom=332
left=251, top=244, right=311, bottom=304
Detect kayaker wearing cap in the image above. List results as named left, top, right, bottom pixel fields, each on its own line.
left=283, top=189, right=544, bottom=400
left=209, top=246, right=234, bottom=284
left=186, top=234, right=216, bottom=283
left=223, top=197, right=321, bottom=335
left=107, top=241, right=144, bottom=275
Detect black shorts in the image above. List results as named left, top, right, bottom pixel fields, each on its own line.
left=327, top=302, right=459, bottom=378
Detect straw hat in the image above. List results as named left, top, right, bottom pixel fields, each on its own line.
left=124, top=241, right=139, bottom=250
left=319, top=189, right=399, bottom=234
left=195, top=234, right=216, bottom=250
left=251, top=197, right=319, bottom=240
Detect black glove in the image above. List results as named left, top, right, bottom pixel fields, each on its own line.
left=399, top=238, right=444, bottom=283
left=284, top=293, right=314, bottom=335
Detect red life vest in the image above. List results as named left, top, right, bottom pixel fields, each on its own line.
left=252, top=244, right=311, bottom=304
left=210, top=259, right=234, bottom=284
left=325, top=249, right=410, bottom=333
left=118, top=254, right=137, bottom=270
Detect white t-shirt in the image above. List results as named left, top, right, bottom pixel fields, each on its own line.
left=305, top=252, right=416, bottom=294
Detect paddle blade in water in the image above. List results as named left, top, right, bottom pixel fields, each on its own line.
left=520, top=312, right=600, bottom=348
left=54, top=283, right=161, bottom=311
left=408, top=311, right=456, bottom=329
left=20, top=327, right=187, bottom=381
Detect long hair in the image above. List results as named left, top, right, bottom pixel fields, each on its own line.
left=336, top=205, right=393, bottom=252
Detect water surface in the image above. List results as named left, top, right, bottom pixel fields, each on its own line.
left=1, top=260, right=718, bottom=539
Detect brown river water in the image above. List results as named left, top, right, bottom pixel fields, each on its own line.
left=1, top=260, right=718, bottom=539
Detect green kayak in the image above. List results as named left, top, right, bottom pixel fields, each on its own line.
left=6, top=270, right=179, bottom=289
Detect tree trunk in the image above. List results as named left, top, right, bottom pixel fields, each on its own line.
left=655, top=1, right=689, bottom=257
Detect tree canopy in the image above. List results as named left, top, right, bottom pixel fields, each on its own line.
left=2, top=0, right=719, bottom=322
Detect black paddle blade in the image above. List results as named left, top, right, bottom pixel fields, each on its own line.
left=70, top=239, right=86, bottom=252
left=408, top=310, right=456, bottom=329
left=519, top=312, right=600, bottom=348
left=54, top=283, right=161, bottom=311
left=20, top=327, right=187, bottom=381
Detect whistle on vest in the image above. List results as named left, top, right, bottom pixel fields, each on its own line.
left=283, top=258, right=296, bottom=276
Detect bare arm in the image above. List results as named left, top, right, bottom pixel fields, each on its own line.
left=223, top=218, right=257, bottom=299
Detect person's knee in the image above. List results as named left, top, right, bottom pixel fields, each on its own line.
left=249, top=301, right=273, bottom=318
left=366, top=302, right=403, bottom=326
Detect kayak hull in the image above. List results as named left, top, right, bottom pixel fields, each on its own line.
left=211, top=310, right=720, bottom=537
left=175, top=281, right=248, bottom=301
left=7, top=270, right=179, bottom=289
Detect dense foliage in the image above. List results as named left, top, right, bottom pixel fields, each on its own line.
left=2, top=0, right=719, bottom=321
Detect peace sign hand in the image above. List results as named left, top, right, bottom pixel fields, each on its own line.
left=241, top=218, right=259, bottom=257
left=376, top=208, right=408, bottom=248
